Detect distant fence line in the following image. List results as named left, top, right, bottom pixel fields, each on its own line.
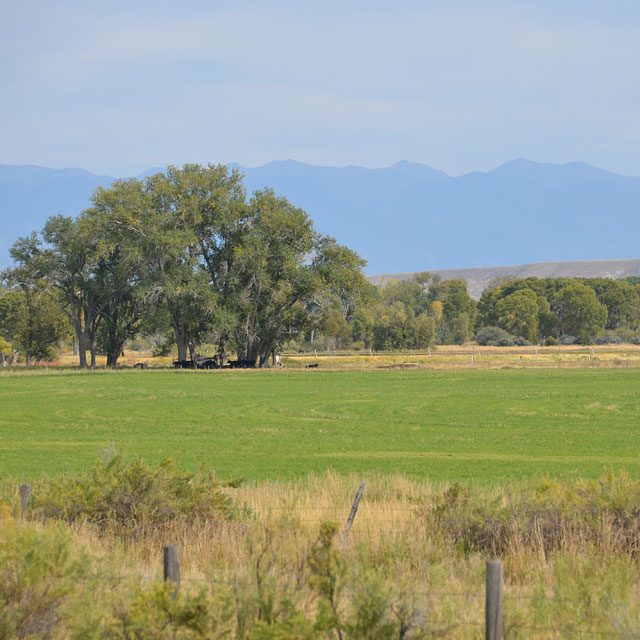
left=283, top=345, right=640, bottom=358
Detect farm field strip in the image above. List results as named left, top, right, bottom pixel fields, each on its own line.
left=1, top=368, right=639, bottom=483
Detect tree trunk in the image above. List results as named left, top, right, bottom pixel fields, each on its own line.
left=77, top=332, right=88, bottom=368
left=106, top=349, right=121, bottom=367
left=259, top=348, right=272, bottom=368
left=243, top=335, right=260, bottom=363
left=104, top=324, right=124, bottom=367
left=72, top=337, right=78, bottom=356
left=90, top=332, right=97, bottom=369
left=9, top=350, right=17, bottom=366
left=25, top=350, right=32, bottom=367
left=174, top=325, right=189, bottom=362
left=217, top=340, right=228, bottom=366
left=1, top=352, right=5, bottom=367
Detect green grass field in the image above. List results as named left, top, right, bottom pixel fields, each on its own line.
left=1, top=368, right=639, bottom=483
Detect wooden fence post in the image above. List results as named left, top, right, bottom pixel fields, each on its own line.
left=340, top=482, right=365, bottom=547
left=19, top=484, right=31, bottom=521
left=164, top=544, right=181, bottom=599
left=486, top=559, right=503, bottom=640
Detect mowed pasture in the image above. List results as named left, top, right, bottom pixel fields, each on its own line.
left=1, top=367, right=639, bottom=482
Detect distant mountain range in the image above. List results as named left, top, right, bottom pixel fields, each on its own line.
left=1, top=158, right=639, bottom=276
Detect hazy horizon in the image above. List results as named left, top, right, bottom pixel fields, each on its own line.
left=3, top=156, right=640, bottom=181
left=2, top=1, right=640, bottom=177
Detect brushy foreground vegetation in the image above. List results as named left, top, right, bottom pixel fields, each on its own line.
left=1, top=368, right=640, bottom=482
left=2, top=457, right=640, bottom=638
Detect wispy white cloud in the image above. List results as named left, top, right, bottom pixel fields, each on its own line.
left=1, top=1, right=639, bottom=175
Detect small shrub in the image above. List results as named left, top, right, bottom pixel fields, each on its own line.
left=594, top=331, right=623, bottom=345
left=475, top=326, right=516, bottom=346
left=0, top=518, right=86, bottom=639
left=100, top=581, right=232, bottom=639
left=424, top=471, right=640, bottom=557
left=31, top=454, right=237, bottom=534
left=557, top=334, right=577, bottom=345
left=545, top=335, right=557, bottom=346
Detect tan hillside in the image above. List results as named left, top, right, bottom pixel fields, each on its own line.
left=369, top=258, right=640, bottom=299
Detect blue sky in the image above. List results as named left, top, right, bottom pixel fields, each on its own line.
left=2, top=1, right=639, bottom=176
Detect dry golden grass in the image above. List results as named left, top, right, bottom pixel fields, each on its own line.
left=283, top=344, right=640, bottom=371
left=4, top=469, right=640, bottom=637
left=42, top=472, right=638, bottom=638
left=17, top=343, right=640, bottom=373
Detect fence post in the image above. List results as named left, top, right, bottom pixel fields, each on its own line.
left=486, top=559, right=503, bottom=640
left=164, top=544, right=181, bottom=599
left=340, top=482, right=365, bottom=547
left=19, top=483, right=32, bottom=521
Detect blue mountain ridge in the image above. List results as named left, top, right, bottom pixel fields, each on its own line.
left=1, top=159, right=639, bottom=274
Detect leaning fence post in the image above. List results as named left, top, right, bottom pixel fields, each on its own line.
left=164, top=544, right=181, bottom=599
left=486, top=559, right=503, bottom=640
left=19, top=483, right=32, bottom=521
left=340, top=482, right=365, bottom=547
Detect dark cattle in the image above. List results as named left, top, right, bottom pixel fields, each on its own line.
left=133, top=362, right=147, bottom=369
left=305, top=363, right=319, bottom=368
left=196, top=358, right=218, bottom=369
left=228, top=359, right=257, bottom=369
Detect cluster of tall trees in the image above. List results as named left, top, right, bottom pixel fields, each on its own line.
left=3, top=165, right=640, bottom=365
left=477, top=276, right=640, bottom=344
left=0, top=164, right=372, bottom=367
left=317, top=274, right=640, bottom=350
left=339, top=274, right=477, bottom=350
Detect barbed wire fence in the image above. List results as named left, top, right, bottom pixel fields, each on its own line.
left=67, top=558, right=629, bottom=638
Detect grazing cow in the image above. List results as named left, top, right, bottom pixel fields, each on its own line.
left=305, top=363, right=319, bottom=369
left=229, top=359, right=257, bottom=369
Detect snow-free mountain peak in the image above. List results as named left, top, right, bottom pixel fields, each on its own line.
left=1, top=159, right=638, bottom=274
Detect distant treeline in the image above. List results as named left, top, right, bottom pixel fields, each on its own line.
left=333, top=273, right=640, bottom=351
left=1, top=164, right=639, bottom=366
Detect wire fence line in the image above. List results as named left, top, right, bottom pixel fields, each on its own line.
left=71, top=565, right=635, bottom=638
left=76, top=569, right=637, bottom=609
